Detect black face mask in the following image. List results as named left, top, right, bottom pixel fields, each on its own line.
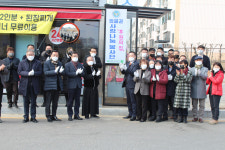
left=46, top=50, right=52, bottom=55
left=175, top=55, right=179, bottom=59
left=168, top=61, right=174, bottom=66
left=150, top=54, right=155, bottom=57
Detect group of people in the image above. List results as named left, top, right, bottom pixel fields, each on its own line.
left=0, top=45, right=102, bottom=123
left=121, top=45, right=224, bottom=125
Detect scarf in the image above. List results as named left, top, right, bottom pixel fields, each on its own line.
left=195, top=64, right=203, bottom=69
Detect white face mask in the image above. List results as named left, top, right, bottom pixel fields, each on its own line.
left=91, top=53, right=96, bottom=57
left=27, top=56, right=34, bottom=61
left=155, top=65, right=161, bottom=70
left=141, top=53, right=147, bottom=58
left=141, top=64, right=147, bottom=70
left=87, top=61, right=94, bottom=66
left=157, top=52, right=162, bottom=56
left=213, top=68, right=220, bottom=73
left=129, top=57, right=135, bottom=62
left=195, top=61, right=202, bottom=66
left=197, top=50, right=204, bottom=55
left=72, top=57, right=78, bottom=62
left=149, top=64, right=154, bottom=69
left=51, top=57, right=58, bottom=62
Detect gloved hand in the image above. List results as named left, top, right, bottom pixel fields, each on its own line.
left=96, top=70, right=101, bottom=76
left=156, top=75, right=160, bottom=81
left=28, top=69, right=34, bottom=76
left=46, top=57, right=50, bottom=61
left=134, top=70, right=139, bottom=77
left=168, top=74, right=173, bottom=80
left=55, top=66, right=60, bottom=73
left=123, top=64, right=127, bottom=71
left=79, top=69, right=83, bottom=74
left=59, top=66, right=64, bottom=73
left=76, top=69, right=80, bottom=75
left=92, top=70, right=96, bottom=76
left=152, top=75, right=156, bottom=81
left=119, top=63, right=124, bottom=71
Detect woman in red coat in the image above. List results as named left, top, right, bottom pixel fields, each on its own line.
left=206, top=62, right=224, bottom=124
left=149, top=60, right=168, bottom=122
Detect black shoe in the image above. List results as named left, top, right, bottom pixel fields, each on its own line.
left=177, top=116, right=183, bottom=123
left=130, top=116, right=136, bottom=121
left=91, top=115, right=100, bottom=118
left=123, top=115, right=131, bottom=119
left=51, top=116, right=62, bottom=121
left=74, top=115, right=83, bottom=120
left=183, top=116, right=187, bottom=123
left=68, top=116, right=73, bottom=121
left=41, top=103, right=46, bottom=107
left=162, top=117, right=168, bottom=121
left=156, top=116, right=162, bottom=123
left=13, top=103, right=19, bottom=108
left=85, top=115, right=89, bottom=119
left=8, top=104, right=12, bottom=108
left=140, top=119, right=146, bottom=122
left=136, top=118, right=141, bottom=121
left=47, top=117, right=53, bottom=122
left=149, top=116, right=156, bottom=121
left=23, top=118, right=29, bottom=123
left=30, top=118, right=38, bottom=123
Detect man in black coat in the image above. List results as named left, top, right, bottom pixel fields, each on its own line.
left=82, top=56, right=101, bottom=119
left=166, top=55, right=179, bottom=121
left=65, top=52, right=84, bottom=121
left=18, top=49, right=42, bottom=123
left=83, top=48, right=102, bottom=70
left=44, top=50, right=64, bottom=122
left=120, top=52, right=139, bottom=121
left=3, top=47, right=20, bottom=108
left=190, top=45, right=211, bottom=70
left=0, top=60, right=8, bottom=123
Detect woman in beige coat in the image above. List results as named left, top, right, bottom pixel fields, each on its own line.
left=133, top=59, right=151, bottom=122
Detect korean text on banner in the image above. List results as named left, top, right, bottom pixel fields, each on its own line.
left=105, top=9, right=127, bottom=64
left=0, top=10, right=57, bottom=34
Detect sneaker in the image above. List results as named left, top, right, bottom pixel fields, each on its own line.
left=209, top=119, right=218, bottom=125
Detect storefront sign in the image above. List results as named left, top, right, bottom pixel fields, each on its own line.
left=0, top=10, right=57, bottom=34
left=49, top=27, right=63, bottom=45
left=105, top=9, right=127, bottom=64
left=59, top=22, right=80, bottom=43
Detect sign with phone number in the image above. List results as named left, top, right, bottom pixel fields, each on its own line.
left=0, top=10, right=57, bottom=34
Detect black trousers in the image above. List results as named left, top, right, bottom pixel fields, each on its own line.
left=23, top=85, right=37, bottom=119
left=45, top=90, right=59, bottom=117
left=147, top=97, right=152, bottom=118
left=174, top=108, right=188, bottom=117
left=5, top=81, right=18, bottom=104
left=0, top=82, right=3, bottom=117
left=166, top=96, right=174, bottom=117
left=135, top=91, right=148, bottom=120
left=209, top=94, right=221, bottom=120
left=67, top=88, right=81, bottom=117
left=151, top=99, right=165, bottom=117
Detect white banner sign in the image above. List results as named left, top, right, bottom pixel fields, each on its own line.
left=105, top=9, right=127, bottom=64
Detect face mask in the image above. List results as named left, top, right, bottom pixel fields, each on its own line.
left=27, top=56, right=34, bottom=61
left=197, top=50, right=204, bottom=55
left=141, top=53, right=147, bottom=58
left=8, top=53, right=14, bottom=57
left=157, top=52, right=162, bottom=56
left=51, top=57, right=58, bottom=62
left=72, top=57, right=78, bottom=62
left=91, top=53, right=96, bottom=57
left=87, top=61, right=94, bottom=66
left=175, top=55, right=179, bottom=58
left=129, top=57, right=134, bottom=62
left=195, top=61, right=202, bottom=66
left=46, top=50, right=52, bottom=55
left=213, top=68, right=220, bottom=73
left=168, top=61, right=174, bottom=66
left=149, top=64, right=154, bottom=69
left=150, top=54, right=155, bottom=57
left=155, top=65, right=161, bottom=70
left=141, top=64, right=147, bottom=70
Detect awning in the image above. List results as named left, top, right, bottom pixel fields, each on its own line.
left=0, top=7, right=102, bottom=20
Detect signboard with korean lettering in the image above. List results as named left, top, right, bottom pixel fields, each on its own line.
left=105, top=9, right=127, bottom=64
left=0, top=10, right=57, bottom=34
left=49, top=27, right=63, bottom=45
